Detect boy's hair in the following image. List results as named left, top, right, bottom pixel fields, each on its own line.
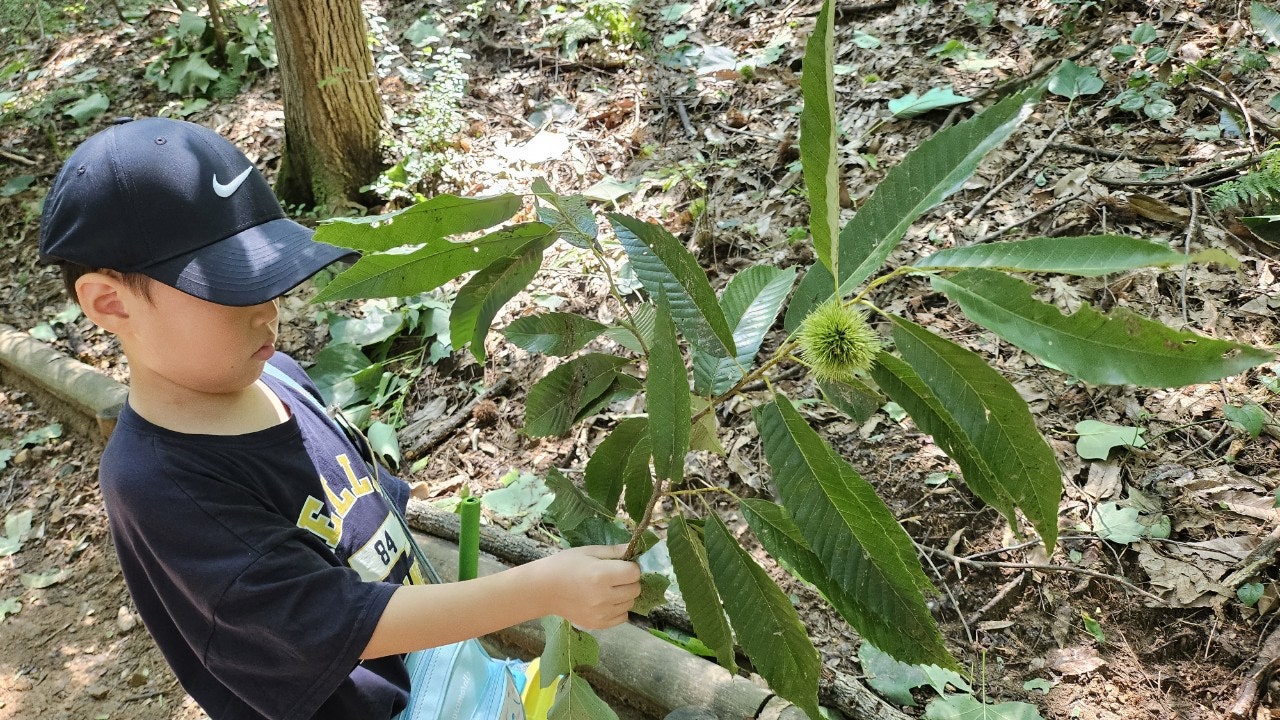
left=58, top=261, right=153, bottom=305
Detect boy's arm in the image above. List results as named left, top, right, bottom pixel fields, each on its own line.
left=361, top=544, right=640, bottom=659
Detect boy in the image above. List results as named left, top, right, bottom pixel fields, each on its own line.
left=38, top=117, right=641, bottom=720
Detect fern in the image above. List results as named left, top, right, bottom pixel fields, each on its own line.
left=1210, top=149, right=1280, bottom=213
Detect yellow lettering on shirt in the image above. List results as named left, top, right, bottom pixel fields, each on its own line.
left=335, top=454, right=375, bottom=495
left=321, top=455, right=375, bottom=518
left=296, top=496, right=341, bottom=548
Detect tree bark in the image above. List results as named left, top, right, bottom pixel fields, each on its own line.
left=266, top=0, right=384, bottom=210
left=205, top=0, right=227, bottom=65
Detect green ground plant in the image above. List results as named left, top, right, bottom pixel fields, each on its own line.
left=302, top=0, right=1273, bottom=714
left=145, top=1, right=276, bottom=100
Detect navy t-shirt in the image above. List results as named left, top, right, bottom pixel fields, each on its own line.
left=100, top=353, right=424, bottom=720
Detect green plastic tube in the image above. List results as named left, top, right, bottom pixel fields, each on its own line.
left=457, top=495, right=482, bottom=582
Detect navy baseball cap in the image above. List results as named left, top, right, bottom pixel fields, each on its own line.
left=39, top=117, right=357, bottom=306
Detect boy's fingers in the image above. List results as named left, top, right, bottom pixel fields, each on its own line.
left=584, top=543, right=630, bottom=559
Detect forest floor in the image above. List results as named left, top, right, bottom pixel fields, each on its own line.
left=3, top=0, right=1280, bottom=718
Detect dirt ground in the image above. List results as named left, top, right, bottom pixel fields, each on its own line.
left=4, top=0, right=1280, bottom=718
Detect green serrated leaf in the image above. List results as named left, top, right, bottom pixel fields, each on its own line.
left=307, top=344, right=377, bottom=407
left=859, top=644, right=969, bottom=704
left=573, top=372, right=642, bottom=426
left=609, top=214, right=737, bottom=357
left=1048, top=60, right=1104, bottom=99
left=632, top=572, right=670, bottom=616
left=1074, top=420, right=1146, bottom=459
left=1225, top=403, right=1269, bottom=438
left=692, top=265, right=796, bottom=395
left=800, top=0, right=839, bottom=273
left=314, top=223, right=553, bottom=303
left=924, top=693, right=1044, bottom=720
left=755, top=396, right=954, bottom=669
left=648, top=293, right=691, bottom=485
left=545, top=468, right=616, bottom=536
left=888, top=86, right=972, bottom=119
left=548, top=673, right=618, bottom=720
left=584, top=417, right=650, bottom=513
left=704, top=514, right=823, bottom=719
left=450, top=236, right=550, bottom=362
left=743, top=497, right=946, bottom=671
left=524, top=354, right=632, bottom=437
left=786, top=87, right=1040, bottom=330
left=818, top=378, right=882, bottom=422
left=917, top=235, right=1194, bottom=276
left=1255, top=1, right=1280, bottom=44
left=533, top=178, right=599, bottom=249
left=932, top=268, right=1274, bottom=387
left=879, top=317, right=1062, bottom=551
left=688, top=396, right=725, bottom=456
left=504, top=313, right=608, bottom=355
left=603, top=304, right=657, bottom=353
left=540, top=616, right=601, bottom=685
left=316, top=194, right=521, bottom=253
left=621, top=431, right=654, bottom=522
left=667, top=516, right=737, bottom=673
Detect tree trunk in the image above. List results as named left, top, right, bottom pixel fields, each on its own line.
left=266, top=0, right=384, bottom=210
left=205, top=0, right=227, bottom=65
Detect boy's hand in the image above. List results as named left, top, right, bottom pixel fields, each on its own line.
left=533, top=544, right=641, bottom=630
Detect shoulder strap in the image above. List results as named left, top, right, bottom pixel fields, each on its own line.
left=260, top=363, right=443, bottom=585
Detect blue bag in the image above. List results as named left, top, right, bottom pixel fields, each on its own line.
left=262, top=364, right=527, bottom=720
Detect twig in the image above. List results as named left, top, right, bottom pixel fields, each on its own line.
left=965, top=124, right=1065, bottom=221
left=624, top=474, right=666, bottom=560
left=1227, top=623, right=1280, bottom=720
left=1190, top=85, right=1280, bottom=142
left=974, top=191, right=1086, bottom=243
left=918, top=542, right=975, bottom=645
left=966, top=571, right=1029, bottom=627
left=400, top=376, right=511, bottom=462
left=674, top=99, right=697, bottom=140
left=1092, top=155, right=1257, bottom=189
left=1191, top=79, right=1261, bottom=152
left=1222, top=524, right=1280, bottom=589
left=921, top=544, right=1169, bottom=606
left=1049, top=142, right=1250, bottom=166
left=834, top=0, right=898, bottom=17
left=1179, top=185, right=1200, bottom=324
left=0, top=150, right=36, bottom=166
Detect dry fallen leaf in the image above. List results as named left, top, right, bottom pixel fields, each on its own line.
left=1046, top=645, right=1106, bottom=676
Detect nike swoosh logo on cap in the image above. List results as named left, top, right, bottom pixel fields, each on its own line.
left=212, top=167, right=253, bottom=198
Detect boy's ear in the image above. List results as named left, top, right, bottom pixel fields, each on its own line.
left=75, top=272, right=131, bottom=332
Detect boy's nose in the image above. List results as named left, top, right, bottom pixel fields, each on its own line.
left=252, top=298, right=280, bottom=325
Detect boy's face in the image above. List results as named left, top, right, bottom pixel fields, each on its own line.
left=113, top=279, right=281, bottom=398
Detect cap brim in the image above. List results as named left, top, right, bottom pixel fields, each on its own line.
left=146, top=218, right=358, bottom=306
